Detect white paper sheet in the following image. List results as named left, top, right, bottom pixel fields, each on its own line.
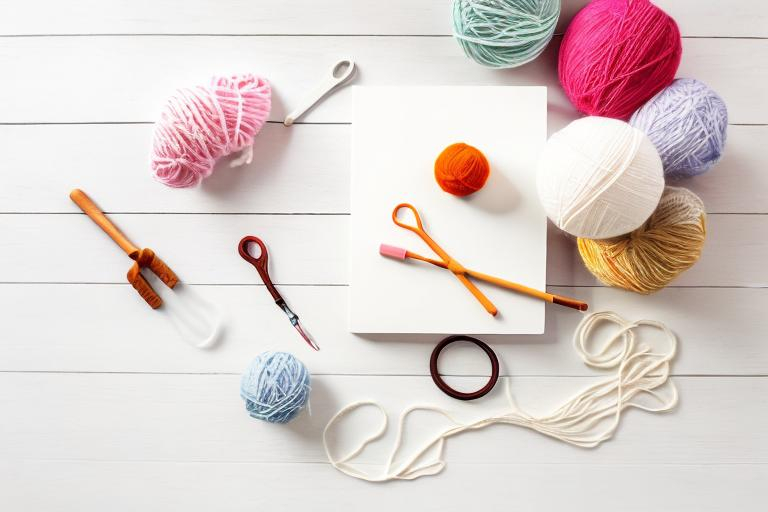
left=349, top=86, right=547, bottom=334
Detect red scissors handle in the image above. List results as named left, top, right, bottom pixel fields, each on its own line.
left=238, top=236, right=282, bottom=302
left=238, top=235, right=320, bottom=350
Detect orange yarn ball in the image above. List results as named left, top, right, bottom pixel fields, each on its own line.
left=434, top=143, right=490, bottom=196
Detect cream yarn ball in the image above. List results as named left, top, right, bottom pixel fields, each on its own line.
left=537, top=116, right=665, bottom=239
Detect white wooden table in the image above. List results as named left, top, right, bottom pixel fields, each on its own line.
left=1, top=1, right=766, bottom=510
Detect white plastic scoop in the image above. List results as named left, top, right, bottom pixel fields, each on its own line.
left=284, top=59, right=357, bottom=126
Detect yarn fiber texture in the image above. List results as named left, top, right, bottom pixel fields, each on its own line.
left=434, top=143, right=490, bottom=196
left=452, top=0, right=561, bottom=68
left=151, top=74, right=271, bottom=188
left=578, top=187, right=706, bottom=294
left=630, top=78, right=728, bottom=179
left=559, top=0, right=682, bottom=119
left=240, top=351, right=311, bottom=424
left=537, top=116, right=664, bottom=239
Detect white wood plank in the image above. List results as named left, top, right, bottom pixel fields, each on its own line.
left=0, top=213, right=348, bottom=285
left=0, top=123, right=349, bottom=214
left=0, top=124, right=348, bottom=214
left=1, top=460, right=764, bottom=512
left=1, top=1, right=764, bottom=37
left=1, top=284, right=765, bottom=376
left=0, top=37, right=765, bottom=124
left=683, top=125, right=768, bottom=214
left=0, top=124, right=762, bottom=215
left=0, top=373, right=764, bottom=465
left=1, top=213, right=765, bottom=287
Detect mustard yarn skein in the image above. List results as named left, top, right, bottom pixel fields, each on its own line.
left=578, top=187, right=706, bottom=294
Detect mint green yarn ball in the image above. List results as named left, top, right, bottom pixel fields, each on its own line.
left=452, top=0, right=561, bottom=68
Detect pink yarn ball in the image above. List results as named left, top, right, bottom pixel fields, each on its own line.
left=151, top=74, right=271, bottom=188
left=558, top=0, right=682, bottom=120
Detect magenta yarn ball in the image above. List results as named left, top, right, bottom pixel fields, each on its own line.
left=151, top=74, right=272, bottom=188
left=558, top=0, right=682, bottom=120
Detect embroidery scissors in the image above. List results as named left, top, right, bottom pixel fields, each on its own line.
left=238, top=236, right=320, bottom=351
left=381, top=203, right=588, bottom=315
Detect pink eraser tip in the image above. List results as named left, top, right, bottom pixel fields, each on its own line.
left=380, top=244, right=407, bottom=260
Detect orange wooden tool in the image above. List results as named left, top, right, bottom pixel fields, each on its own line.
left=384, top=203, right=588, bottom=313
left=70, top=189, right=178, bottom=309
left=391, top=203, right=498, bottom=316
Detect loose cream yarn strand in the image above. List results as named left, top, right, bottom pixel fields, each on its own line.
left=323, top=311, right=678, bottom=482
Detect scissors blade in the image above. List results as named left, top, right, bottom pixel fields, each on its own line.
left=278, top=300, right=320, bottom=351
left=292, top=320, right=320, bottom=351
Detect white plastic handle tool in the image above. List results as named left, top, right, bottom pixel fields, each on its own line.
left=284, top=59, right=357, bottom=126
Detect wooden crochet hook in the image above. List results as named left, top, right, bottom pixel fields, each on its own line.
left=70, top=189, right=178, bottom=309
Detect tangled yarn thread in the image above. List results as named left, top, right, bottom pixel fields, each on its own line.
left=240, top=351, right=311, bottom=424
left=536, top=116, right=664, bottom=239
left=151, top=74, right=271, bottom=188
left=559, top=0, right=682, bottom=119
left=631, top=78, right=728, bottom=179
left=578, top=187, right=706, bottom=294
left=324, top=311, right=677, bottom=482
left=452, top=0, right=561, bottom=68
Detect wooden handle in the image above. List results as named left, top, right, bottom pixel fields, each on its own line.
left=552, top=295, right=589, bottom=311
left=127, top=264, right=163, bottom=309
left=70, top=189, right=137, bottom=255
left=134, top=248, right=179, bottom=290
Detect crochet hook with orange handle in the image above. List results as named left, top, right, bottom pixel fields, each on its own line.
left=384, top=203, right=588, bottom=312
left=391, top=203, right=498, bottom=316
left=70, top=188, right=178, bottom=309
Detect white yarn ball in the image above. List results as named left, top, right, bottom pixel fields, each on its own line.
left=537, top=117, right=665, bottom=239
left=630, top=78, right=728, bottom=179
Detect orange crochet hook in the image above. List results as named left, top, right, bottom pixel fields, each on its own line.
left=70, top=189, right=178, bottom=309
left=385, top=203, right=588, bottom=313
left=391, top=203, right=498, bottom=316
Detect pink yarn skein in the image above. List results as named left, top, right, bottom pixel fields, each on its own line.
left=558, top=0, right=682, bottom=120
left=151, top=74, right=271, bottom=188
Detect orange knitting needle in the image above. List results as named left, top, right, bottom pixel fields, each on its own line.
left=381, top=245, right=587, bottom=311
left=70, top=188, right=139, bottom=256
left=384, top=203, right=588, bottom=312
left=391, top=203, right=498, bottom=316
left=70, top=189, right=179, bottom=309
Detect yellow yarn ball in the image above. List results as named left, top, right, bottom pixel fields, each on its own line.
left=577, top=187, right=706, bottom=294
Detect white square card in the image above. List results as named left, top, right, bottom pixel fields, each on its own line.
left=349, top=86, right=547, bottom=334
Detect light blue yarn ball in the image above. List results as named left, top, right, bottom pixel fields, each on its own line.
left=630, top=78, right=728, bottom=179
left=240, top=351, right=311, bottom=424
left=452, top=0, right=561, bottom=68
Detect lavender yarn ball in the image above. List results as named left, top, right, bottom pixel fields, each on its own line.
left=630, top=78, right=728, bottom=179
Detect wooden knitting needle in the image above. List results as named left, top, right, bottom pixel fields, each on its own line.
left=70, top=188, right=139, bottom=257
left=70, top=189, right=179, bottom=309
left=380, top=244, right=588, bottom=311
